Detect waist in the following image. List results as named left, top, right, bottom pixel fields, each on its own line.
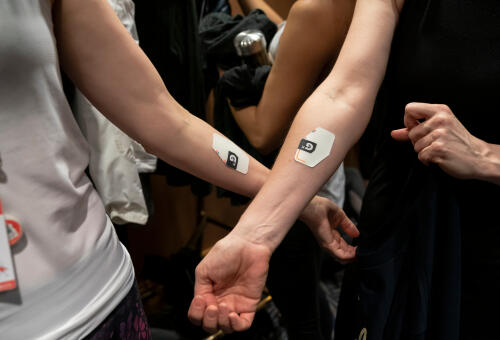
left=0, top=222, right=134, bottom=340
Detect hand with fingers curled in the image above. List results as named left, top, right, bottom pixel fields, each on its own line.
left=188, top=196, right=359, bottom=334
left=188, top=233, right=271, bottom=334
left=391, top=102, right=492, bottom=180
left=299, top=195, right=360, bottom=264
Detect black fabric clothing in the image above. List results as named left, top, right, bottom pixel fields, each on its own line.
left=214, top=64, right=276, bottom=204
left=336, top=1, right=500, bottom=339
left=199, top=9, right=277, bottom=94
left=267, top=221, right=327, bottom=340
left=197, top=0, right=231, bottom=19
left=133, top=0, right=211, bottom=197
left=199, top=9, right=277, bottom=70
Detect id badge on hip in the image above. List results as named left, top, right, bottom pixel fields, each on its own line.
left=0, top=199, right=17, bottom=292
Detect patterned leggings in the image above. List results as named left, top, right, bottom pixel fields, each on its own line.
left=84, top=282, right=152, bottom=340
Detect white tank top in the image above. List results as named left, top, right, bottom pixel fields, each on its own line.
left=0, top=1, right=134, bottom=339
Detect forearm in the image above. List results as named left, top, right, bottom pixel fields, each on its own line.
left=147, top=97, right=269, bottom=197
left=237, top=0, right=283, bottom=25
left=231, top=0, right=401, bottom=251
left=53, top=0, right=268, bottom=197
left=232, top=0, right=356, bottom=155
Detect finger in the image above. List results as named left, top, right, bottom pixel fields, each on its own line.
left=329, top=237, right=356, bottom=263
left=193, top=265, right=219, bottom=308
left=218, top=303, right=233, bottom=334
left=325, top=228, right=356, bottom=260
left=194, top=265, right=214, bottom=296
left=404, top=102, right=441, bottom=130
left=332, top=209, right=360, bottom=238
left=407, top=121, right=433, bottom=145
left=413, top=129, right=443, bottom=153
left=229, top=312, right=255, bottom=332
left=202, top=305, right=219, bottom=334
left=188, top=295, right=207, bottom=326
left=418, top=143, right=444, bottom=166
left=391, top=128, right=410, bottom=142
left=336, top=237, right=357, bottom=260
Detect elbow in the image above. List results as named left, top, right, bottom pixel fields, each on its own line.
left=254, top=138, right=278, bottom=156
left=248, top=130, right=279, bottom=155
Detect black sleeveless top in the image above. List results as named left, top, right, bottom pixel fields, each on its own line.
left=338, top=1, right=500, bottom=339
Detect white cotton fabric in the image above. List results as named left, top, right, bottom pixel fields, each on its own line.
left=0, top=0, right=134, bottom=338
left=268, top=21, right=286, bottom=63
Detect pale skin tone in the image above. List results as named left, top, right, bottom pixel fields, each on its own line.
left=230, top=0, right=357, bottom=250
left=189, top=0, right=404, bottom=332
left=188, top=0, right=500, bottom=333
left=392, top=103, right=500, bottom=185
left=50, top=0, right=358, bottom=274
left=234, top=0, right=356, bottom=154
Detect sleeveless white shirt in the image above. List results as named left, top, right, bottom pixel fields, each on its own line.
left=0, top=1, right=134, bottom=338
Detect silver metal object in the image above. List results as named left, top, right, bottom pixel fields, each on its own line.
left=233, top=29, right=272, bottom=67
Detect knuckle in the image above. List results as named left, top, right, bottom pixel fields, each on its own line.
left=418, top=151, right=429, bottom=163
left=408, top=128, right=417, bottom=141
left=437, top=104, right=450, bottom=112
left=429, top=153, right=442, bottom=164
left=433, top=141, right=445, bottom=152
left=433, top=115, right=447, bottom=126
left=432, top=129, right=444, bottom=139
left=405, top=102, right=416, bottom=112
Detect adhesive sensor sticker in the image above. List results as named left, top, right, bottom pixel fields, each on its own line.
left=212, top=134, right=249, bottom=174
left=295, top=128, right=335, bottom=167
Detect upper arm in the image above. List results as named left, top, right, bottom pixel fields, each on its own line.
left=52, top=0, right=184, bottom=147
left=233, top=0, right=356, bottom=154
left=317, top=0, right=402, bottom=105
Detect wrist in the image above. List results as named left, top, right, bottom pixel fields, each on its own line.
left=229, top=220, right=284, bottom=253
left=475, top=139, right=500, bottom=185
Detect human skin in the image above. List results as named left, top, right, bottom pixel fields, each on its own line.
left=233, top=0, right=356, bottom=155
left=392, top=103, right=500, bottom=185
left=50, top=0, right=358, bottom=260
left=188, top=0, right=406, bottom=333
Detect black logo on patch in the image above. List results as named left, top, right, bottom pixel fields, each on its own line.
left=298, top=139, right=317, bottom=153
left=226, top=151, right=239, bottom=169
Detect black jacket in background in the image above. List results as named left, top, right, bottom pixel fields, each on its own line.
left=133, top=0, right=211, bottom=197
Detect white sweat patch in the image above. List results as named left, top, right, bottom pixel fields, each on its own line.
left=294, top=128, right=335, bottom=167
left=212, top=134, right=249, bottom=174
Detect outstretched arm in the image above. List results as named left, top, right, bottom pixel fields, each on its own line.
left=229, top=0, right=403, bottom=254
left=53, top=0, right=269, bottom=198
left=53, top=0, right=358, bottom=246
left=189, top=0, right=404, bottom=333
left=231, top=0, right=355, bottom=154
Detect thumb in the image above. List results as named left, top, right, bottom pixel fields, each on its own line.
left=391, top=127, right=410, bottom=141
left=329, top=207, right=360, bottom=238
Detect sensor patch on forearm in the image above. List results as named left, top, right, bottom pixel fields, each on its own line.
left=212, top=134, right=249, bottom=174
left=294, top=128, right=335, bottom=167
